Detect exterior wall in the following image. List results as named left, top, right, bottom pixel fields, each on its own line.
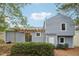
left=45, top=14, right=75, bottom=36
left=16, top=32, right=25, bottom=42
left=46, top=34, right=57, bottom=46
left=58, top=36, right=73, bottom=48
left=31, top=32, right=45, bottom=42
left=6, top=31, right=15, bottom=42
left=45, top=34, right=73, bottom=48
left=6, top=31, right=25, bottom=42
left=74, top=31, right=79, bottom=47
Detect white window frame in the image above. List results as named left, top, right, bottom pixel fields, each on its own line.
left=61, top=23, right=67, bottom=31
left=59, top=37, right=65, bottom=44
left=35, top=32, right=41, bottom=37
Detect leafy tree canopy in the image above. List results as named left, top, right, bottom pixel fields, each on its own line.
left=56, top=3, right=79, bottom=25
left=0, top=3, right=28, bottom=31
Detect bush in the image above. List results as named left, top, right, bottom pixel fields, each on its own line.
left=56, top=44, right=68, bottom=49
left=11, top=42, right=54, bottom=56
left=0, top=39, right=5, bottom=44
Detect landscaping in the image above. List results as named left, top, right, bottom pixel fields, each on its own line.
left=0, top=43, right=79, bottom=56
left=11, top=42, right=54, bottom=56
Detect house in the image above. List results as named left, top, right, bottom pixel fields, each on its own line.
left=74, top=31, right=79, bottom=47
left=5, top=13, right=75, bottom=48
left=5, top=27, right=44, bottom=43
left=73, top=25, right=79, bottom=47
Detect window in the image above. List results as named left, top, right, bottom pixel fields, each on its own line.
left=62, top=24, right=65, bottom=30
left=59, top=37, right=65, bottom=44
left=36, top=32, right=41, bottom=37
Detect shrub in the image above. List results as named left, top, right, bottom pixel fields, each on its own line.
left=11, top=42, right=54, bottom=56
left=56, top=44, right=68, bottom=49
left=0, top=39, right=5, bottom=44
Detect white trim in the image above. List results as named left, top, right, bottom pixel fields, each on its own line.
left=59, top=37, right=65, bottom=44
left=60, top=23, right=67, bottom=31
left=35, top=32, right=41, bottom=37
left=46, top=35, right=48, bottom=42
left=55, top=35, right=58, bottom=46
left=44, top=20, right=46, bottom=30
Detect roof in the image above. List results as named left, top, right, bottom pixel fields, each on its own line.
left=45, top=13, right=73, bottom=22
left=6, top=27, right=44, bottom=33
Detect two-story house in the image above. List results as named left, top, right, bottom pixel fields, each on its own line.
left=5, top=13, right=75, bottom=48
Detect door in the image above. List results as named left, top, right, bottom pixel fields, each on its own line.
left=25, top=33, right=32, bottom=42
left=48, top=36, right=55, bottom=44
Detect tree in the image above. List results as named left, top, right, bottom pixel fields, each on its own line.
left=0, top=3, right=27, bottom=31
left=56, top=3, right=79, bottom=25
left=56, top=3, right=79, bottom=18
left=21, top=16, right=32, bottom=28
left=0, top=15, right=8, bottom=31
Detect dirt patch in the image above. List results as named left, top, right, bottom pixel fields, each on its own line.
left=0, top=44, right=13, bottom=56
left=54, top=48, right=79, bottom=56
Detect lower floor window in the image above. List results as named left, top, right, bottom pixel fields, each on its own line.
left=36, top=32, right=41, bottom=37
left=59, top=37, right=65, bottom=44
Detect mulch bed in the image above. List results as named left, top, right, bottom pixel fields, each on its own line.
left=54, top=48, right=79, bottom=56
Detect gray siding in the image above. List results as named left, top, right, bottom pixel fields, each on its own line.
left=16, top=32, right=25, bottom=42
left=31, top=32, right=45, bottom=42
left=45, top=14, right=75, bottom=36
left=6, top=32, right=15, bottom=42
left=6, top=31, right=25, bottom=42
left=46, top=34, right=57, bottom=46
left=58, top=36, right=73, bottom=48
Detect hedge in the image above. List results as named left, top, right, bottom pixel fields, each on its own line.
left=11, top=42, right=54, bottom=56
left=56, top=44, right=68, bottom=49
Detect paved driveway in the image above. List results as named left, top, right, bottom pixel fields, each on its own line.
left=54, top=48, right=79, bottom=56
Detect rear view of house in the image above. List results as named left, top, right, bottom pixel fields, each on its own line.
left=5, top=13, right=75, bottom=48
left=44, top=13, right=75, bottom=48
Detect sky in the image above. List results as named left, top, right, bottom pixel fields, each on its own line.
left=22, top=3, right=58, bottom=27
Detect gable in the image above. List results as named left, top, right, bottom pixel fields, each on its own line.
left=45, top=13, right=74, bottom=25
left=44, top=13, right=75, bottom=35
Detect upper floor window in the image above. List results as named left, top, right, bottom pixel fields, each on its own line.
left=61, top=24, right=66, bottom=30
